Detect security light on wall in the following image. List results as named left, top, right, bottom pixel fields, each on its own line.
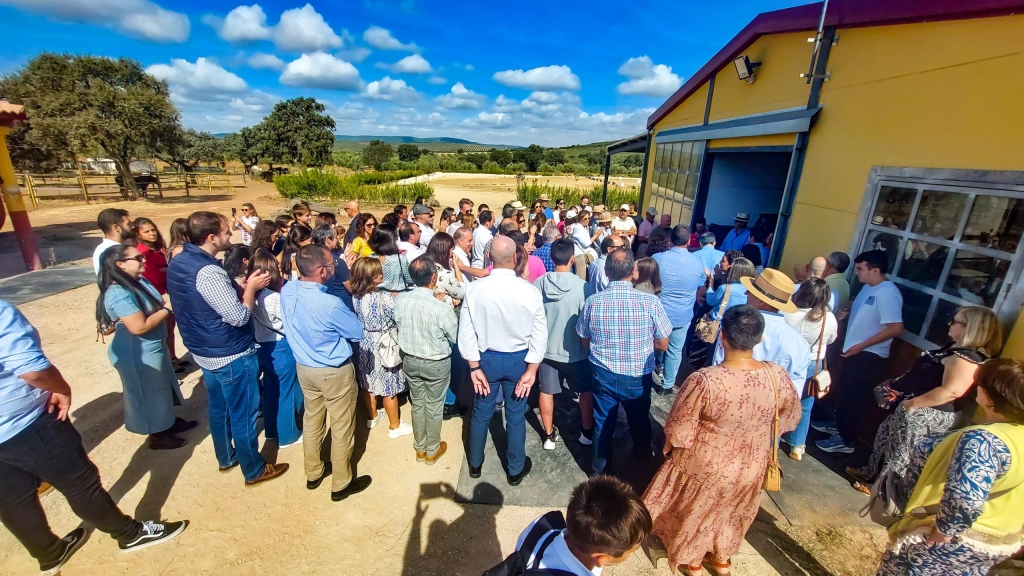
left=733, top=55, right=761, bottom=83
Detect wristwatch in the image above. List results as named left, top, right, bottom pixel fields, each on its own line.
left=469, top=366, right=483, bottom=372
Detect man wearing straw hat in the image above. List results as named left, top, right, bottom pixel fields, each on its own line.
left=711, top=268, right=811, bottom=395
left=720, top=212, right=752, bottom=252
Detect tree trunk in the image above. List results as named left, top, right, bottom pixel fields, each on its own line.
left=114, top=157, right=138, bottom=200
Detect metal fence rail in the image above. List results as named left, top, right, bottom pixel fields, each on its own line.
left=15, top=171, right=248, bottom=207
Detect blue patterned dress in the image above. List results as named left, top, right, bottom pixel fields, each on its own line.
left=354, top=291, right=405, bottom=397
left=877, top=428, right=1016, bottom=576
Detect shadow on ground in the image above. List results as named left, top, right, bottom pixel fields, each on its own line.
left=402, top=482, right=504, bottom=576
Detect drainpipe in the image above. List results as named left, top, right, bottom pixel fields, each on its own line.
left=601, top=152, right=611, bottom=206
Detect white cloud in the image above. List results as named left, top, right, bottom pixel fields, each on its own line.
left=379, top=54, right=432, bottom=74
left=212, top=4, right=270, bottom=43
left=339, top=46, right=372, bottom=63
left=465, top=64, right=474, bottom=71
left=492, top=65, right=580, bottom=91
left=246, top=52, right=285, bottom=71
left=616, top=56, right=682, bottom=97
left=279, top=52, right=363, bottom=90
left=1, top=0, right=189, bottom=42
left=363, top=76, right=419, bottom=104
left=273, top=4, right=342, bottom=52
left=146, top=57, right=248, bottom=99
left=362, top=25, right=419, bottom=51
left=436, top=82, right=485, bottom=110
left=427, top=76, right=447, bottom=85
left=492, top=95, right=521, bottom=113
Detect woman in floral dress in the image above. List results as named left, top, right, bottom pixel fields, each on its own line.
left=877, top=358, right=1024, bottom=576
left=350, top=257, right=411, bottom=439
left=643, top=305, right=801, bottom=576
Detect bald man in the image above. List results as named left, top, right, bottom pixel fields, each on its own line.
left=458, top=235, right=547, bottom=486
left=794, top=256, right=839, bottom=310
left=343, top=200, right=361, bottom=248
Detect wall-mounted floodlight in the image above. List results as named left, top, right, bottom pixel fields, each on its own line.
left=733, top=55, right=761, bottom=83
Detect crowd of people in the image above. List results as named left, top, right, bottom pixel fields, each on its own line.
left=0, top=193, right=1021, bottom=576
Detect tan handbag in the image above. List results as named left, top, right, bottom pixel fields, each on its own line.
left=762, top=362, right=783, bottom=492
left=695, top=285, right=731, bottom=343
left=807, top=318, right=832, bottom=399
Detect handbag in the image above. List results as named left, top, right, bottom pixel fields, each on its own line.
left=96, top=319, right=116, bottom=343
left=806, top=318, right=832, bottom=399
left=862, top=467, right=1020, bottom=528
left=762, top=362, right=783, bottom=492
left=376, top=314, right=402, bottom=369
left=695, top=285, right=731, bottom=343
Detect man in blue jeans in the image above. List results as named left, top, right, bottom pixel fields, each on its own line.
left=577, top=250, right=672, bottom=475
left=651, top=225, right=706, bottom=394
left=167, top=211, right=289, bottom=486
left=459, top=237, right=548, bottom=486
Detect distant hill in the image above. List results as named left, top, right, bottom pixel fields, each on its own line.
left=332, top=135, right=518, bottom=153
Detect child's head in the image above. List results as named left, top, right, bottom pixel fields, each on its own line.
left=565, top=475, right=652, bottom=567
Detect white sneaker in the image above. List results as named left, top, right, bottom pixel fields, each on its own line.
left=788, top=445, right=805, bottom=461
left=388, top=420, right=413, bottom=439
left=367, top=409, right=385, bottom=429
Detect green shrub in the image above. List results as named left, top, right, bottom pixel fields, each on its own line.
left=274, top=169, right=432, bottom=204
left=516, top=180, right=638, bottom=210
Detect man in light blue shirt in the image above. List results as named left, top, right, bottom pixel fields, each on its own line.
left=0, top=300, right=187, bottom=572
left=711, top=269, right=811, bottom=395
left=280, top=245, right=370, bottom=502
left=651, top=225, right=707, bottom=394
left=695, top=232, right=725, bottom=274
left=720, top=213, right=752, bottom=251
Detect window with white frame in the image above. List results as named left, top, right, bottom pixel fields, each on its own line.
left=855, top=169, right=1024, bottom=350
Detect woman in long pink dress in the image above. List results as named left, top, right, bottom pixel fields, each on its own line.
left=643, top=305, right=801, bottom=575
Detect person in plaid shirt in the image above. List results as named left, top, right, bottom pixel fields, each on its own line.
left=577, top=249, right=672, bottom=475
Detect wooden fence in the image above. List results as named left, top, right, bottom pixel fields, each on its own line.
left=15, top=172, right=248, bottom=207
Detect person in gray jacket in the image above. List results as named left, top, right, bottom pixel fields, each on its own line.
left=533, top=238, right=596, bottom=450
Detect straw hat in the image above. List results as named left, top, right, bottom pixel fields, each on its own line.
left=511, top=200, right=526, bottom=210
left=538, top=193, right=550, bottom=201
left=740, top=268, right=798, bottom=313
left=735, top=212, right=751, bottom=222
left=597, top=211, right=614, bottom=223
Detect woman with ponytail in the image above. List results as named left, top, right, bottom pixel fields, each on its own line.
left=97, top=245, right=196, bottom=450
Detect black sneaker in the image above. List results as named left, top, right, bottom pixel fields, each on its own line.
left=442, top=404, right=461, bottom=420
left=307, top=462, right=332, bottom=490
left=507, top=457, right=532, bottom=486
left=119, top=520, right=188, bottom=553
left=653, top=386, right=673, bottom=396
left=331, top=475, right=372, bottom=502
left=40, top=528, right=89, bottom=575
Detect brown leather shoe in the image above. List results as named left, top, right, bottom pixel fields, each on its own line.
left=416, top=451, right=426, bottom=462
left=245, top=463, right=289, bottom=487
left=425, top=442, right=447, bottom=465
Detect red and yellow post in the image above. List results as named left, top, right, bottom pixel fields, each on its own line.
left=0, top=104, right=42, bottom=272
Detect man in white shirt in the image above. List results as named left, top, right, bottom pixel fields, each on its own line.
left=609, top=204, right=637, bottom=248
left=634, top=207, right=657, bottom=257
left=453, top=227, right=487, bottom=282
left=93, top=208, right=134, bottom=274
left=412, top=204, right=435, bottom=249
left=397, top=222, right=425, bottom=260
left=459, top=237, right=547, bottom=486
left=471, top=210, right=494, bottom=268
left=817, top=249, right=903, bottom=455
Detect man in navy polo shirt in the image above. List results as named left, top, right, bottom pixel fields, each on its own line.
left=167, top=211, right=289, bottom=487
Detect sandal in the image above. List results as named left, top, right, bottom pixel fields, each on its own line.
left=683, top=563, right=704, bottom=576
left=852, top=481, right=871, bottom=495
left=703, top=554, right=730, bottom=576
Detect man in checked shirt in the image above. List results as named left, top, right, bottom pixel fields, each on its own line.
left=577, top=249, right=671, bottom=476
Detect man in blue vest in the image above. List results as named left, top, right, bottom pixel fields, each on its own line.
left=720, top=212, right=752, bottom=252
left=166, top=211, right=289, bottom=487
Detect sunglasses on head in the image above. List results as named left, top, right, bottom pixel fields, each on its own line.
left=120, top=255, right=145, bottom=263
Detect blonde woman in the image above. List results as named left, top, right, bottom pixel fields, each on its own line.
left=848, top=306, right=1003, bottom=493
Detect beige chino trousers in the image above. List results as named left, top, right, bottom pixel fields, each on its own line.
left=296, top=362, right=358, bottom=492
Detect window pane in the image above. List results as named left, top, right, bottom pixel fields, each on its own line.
left=942, top=249, right=1010, bottom=307
left=666, top=170, right=683, bottom=202
left=683, top=169, right=699, bottom=204
left=897, top=283, right=931, bottom=336
left=689, top=141, right=705, bottom=172
left=911, top=190, right=967, bottom=240
left=962, top=195, right=1024, bottom=254
left=896, top=240, right=949, bottom=288
left=668, top=143, right=681, bottom=173
left=656, top=144, right=667, bottom=172
left=872, top=186, right=917, bottom=231
left=862, top=229, right=902, bottom=274
left=677, top=141, right=692, bottom=174
left=924, top=298, right=961, bottom=347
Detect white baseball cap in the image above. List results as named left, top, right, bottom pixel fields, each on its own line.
left=566, top=209, right=578, bottom=219
left=646, top=206, right=658, bottom=216
left=619, top=204, right=630, bottom=211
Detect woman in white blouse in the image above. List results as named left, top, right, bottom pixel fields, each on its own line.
left=250, top=249, right=303, bottom=447
left=425, top=232, right=466, bottom=307
left=781, top=277, right=838, bottom=461
left=568, top=209, right=603, bottom=281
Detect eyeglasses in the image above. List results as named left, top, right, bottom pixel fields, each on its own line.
left=366, top=223, right=376, bottom=229
left=120, top=255, right=145, bottom=263
left=949, top=318, right=967, bottom=327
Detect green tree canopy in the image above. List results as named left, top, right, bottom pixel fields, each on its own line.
left=488, top=148, right=512, bottom=167
left=396, top=143, right=422, bottom=162
left=261, top=97, right=335, bottom=167
left=155, top=128, right=224, bottom=171
left=543, top=148, right=566, bottom=165
left=362, top=140, right=393, bottom=171
left=513, top=144, right=545, bottom=172
left=464, top=152, right=488, bottom=169
left=0, top=53, right=181, bottom=195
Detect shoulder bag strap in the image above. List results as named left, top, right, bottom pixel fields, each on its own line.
left=813, top=316, right=827, bottom=377
left=717, top=284, right=732, bottom=318
left=762, top=361, right=781, bottom=464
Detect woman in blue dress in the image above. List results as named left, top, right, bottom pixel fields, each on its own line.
left=368, top=223, right=413, bottom=292
left=878, top=358, right=1024, bottom=576
left=96, top=244, right=196, bottom=449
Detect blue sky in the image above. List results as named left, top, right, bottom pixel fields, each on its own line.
left=0, top=0, right=807, bottom=146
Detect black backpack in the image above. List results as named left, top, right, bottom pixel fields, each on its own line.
left=482, top=511, right=577, bottom=576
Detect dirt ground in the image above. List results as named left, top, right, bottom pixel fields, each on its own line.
left=0, top=174, right=882, bottom=575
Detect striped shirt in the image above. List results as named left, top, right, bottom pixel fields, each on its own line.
left=394, top=287, right=458, bottom=360
left=577, top=281, right=672, bottom=377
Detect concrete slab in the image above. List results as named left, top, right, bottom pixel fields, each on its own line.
left=0, top=263, right=95, bottom=306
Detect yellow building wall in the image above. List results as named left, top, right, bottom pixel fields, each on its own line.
left=654, top=82, right=709, bottom=132
left=780, top=14, right=1024, bottom=356
left=708, top=31, right=815, bottom=122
